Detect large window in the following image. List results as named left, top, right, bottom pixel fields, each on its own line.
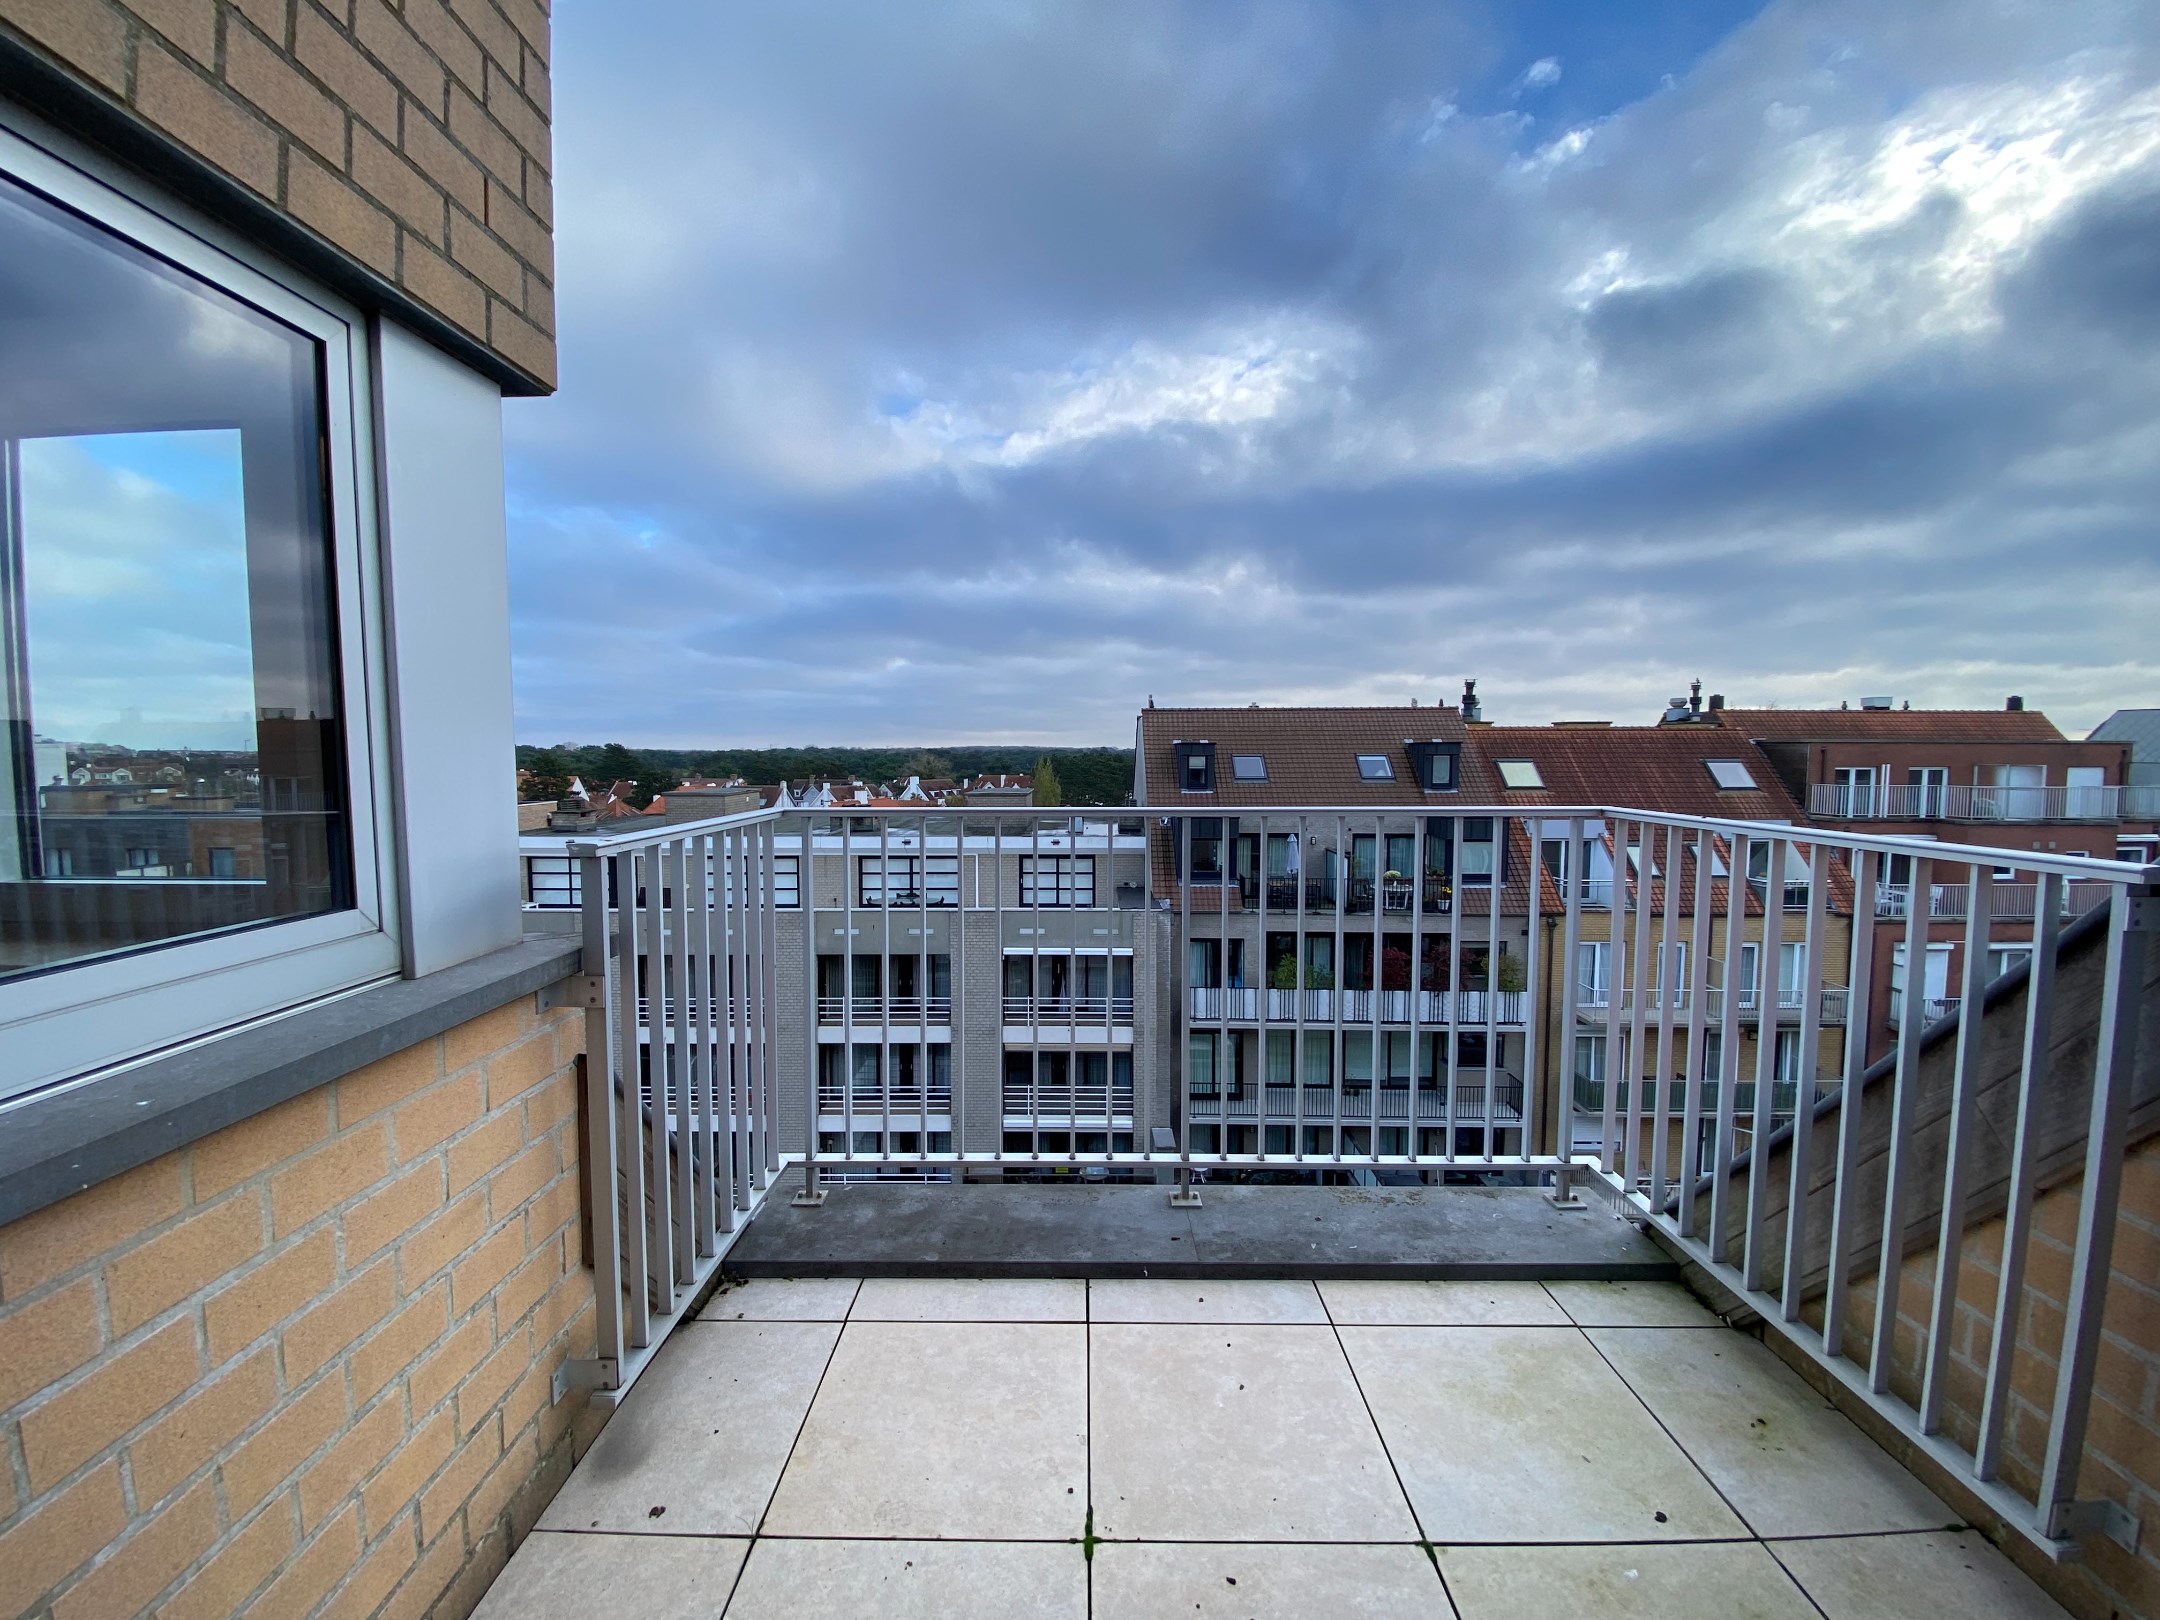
left=1, top=172, right=352, bottom=980
left=1021, top=854, right=1095, bottom=906
left=858, top=854, right=958, bottom=907
left=0, top=133, right=392, bottom=1099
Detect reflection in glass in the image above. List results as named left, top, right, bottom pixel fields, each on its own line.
left=0, top=172, right=351, bottom=980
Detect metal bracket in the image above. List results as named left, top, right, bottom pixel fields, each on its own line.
left=790, top=1186, right=828, bottom=1207
left=550, top=1356, right=618, bottom=1405
left=2127, top=892, right=2158, bottom=934
left=538, top=974, right=607, bottom=1012
left=1168, top=1167, right=1203, bottom=1208
left=1546, top=1168, right=1586, bottom=1210
left=2050, top=1497, right=2141, bottom=1553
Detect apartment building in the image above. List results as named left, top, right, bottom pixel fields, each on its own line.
left=1694, top=694, right=2133, bottom=1061
left=521, top=808, right=1169, bottom=1179
left=1465, top=724, right=1858, bottom=1167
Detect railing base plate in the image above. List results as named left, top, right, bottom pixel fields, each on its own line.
left=1168, top=1189, right=1203, bottom=1207
left=790, top=1187, right=829, bottom=1208
left=551, top=1356, right=617, bottom=1405
left=2052, top=1497, right=2141, bottom=1554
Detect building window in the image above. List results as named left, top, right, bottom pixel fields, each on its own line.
left=527, top=855, right=579, bottom=908
left=1460, top=818, right=1499, bottom=884
left=1186, top=819, right=1223, bottom=883
left=1356, top=754, right=1395, bottom=781
left=1230, top=753, right=1268, bottom=782
left=858, top=854, right=958, bottom=907
left=1, top=168, right=354, bottom=988
left=1021, top=854, right=1095, bottom=906
left=1407, top=741, right=1459, bottom=792
left=1705, top=759, right=1756, bottom=790
left=0, top=141, right=399, bottom=1098
left=1495, top=759, right=1544, bottom=790
left=1174, top=741, right=1215, bottom=792
left=773, top=854, right=801, bottom=908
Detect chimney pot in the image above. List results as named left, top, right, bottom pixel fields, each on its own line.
left=2006, top=694, right=2024, bottom=711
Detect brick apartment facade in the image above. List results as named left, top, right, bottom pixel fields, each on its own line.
left=0, top=2, right=586, bottom=1617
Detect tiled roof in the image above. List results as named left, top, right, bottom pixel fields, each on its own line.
left=1463, top=725, right=1803, bottom=821
left=1710, top=708, right=2067, bottom=743
left=1136, top=706, right=1470, bottom=806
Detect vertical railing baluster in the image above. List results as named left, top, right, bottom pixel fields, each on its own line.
left=1601, top=820, right=1629, bottom=1178
left=668, top=837, right=694, bottom=1283
left=1552, top=817, right=1585, bottom=1203
left=1708, top=832, right=1747, bottom=1265
left=1483, top=815, right=1502, bottom=1165
left=578, top=841, right=622, bottom=1381
left=1780, top=842, right=1830, bottom=1319
left=1978, top=870, right=2060, bottom=1479
left=879, top=817, right=892, bottom=1170
left=615, top=850, right=650, bottom=1349
left=1823, top=847, right=1878, bottom=1360
left=1870, top=853, right=1935, bottom=1392
left=2038, top=884, right=2150, bottom=1538
left=1333, top=812, right=1347, bottom=1165
left=1922, top=866, right=1995, bottom=1429
left=1521, top=814, right=1543, bottom=1169
left=1678, top=829, right=1713, bottom=1235
left=1446, top=815, right=1464, bottom=1166
left=1742, top=835, right=1786, bottom=1292
left=643, top=848, right=675, bottom=1309
left=1651, top=823, right=1681, bottom=1207
left=693, top=832, right=720, bottom=1248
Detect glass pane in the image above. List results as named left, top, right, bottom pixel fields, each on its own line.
left=1, top=173, right=349, bottom=981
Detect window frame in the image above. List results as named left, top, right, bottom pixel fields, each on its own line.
left=1020, top=853, right=1096, bottom=907
left=1229, top=752, right=1268, bottom=782
left=0, top=117, right=399, bottom=1101
left=1704, top=758, right=1756, bottom=790
left=1355, top=753, right=1395, bottom=781
left=1494, top=759, right=1544, bottom=790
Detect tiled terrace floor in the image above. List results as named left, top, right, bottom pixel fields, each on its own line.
left=478, top=1277, right=2069, bottom=1619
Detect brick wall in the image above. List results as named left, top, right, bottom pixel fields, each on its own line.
left=0, top=0, right=555, bottom=388
left=1784, top=1134, right=2160, bottom=1620
left=0, top=997, right=595, bottom=1620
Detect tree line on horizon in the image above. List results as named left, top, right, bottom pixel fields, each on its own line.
left=514, top=743, right=1134, bottom=808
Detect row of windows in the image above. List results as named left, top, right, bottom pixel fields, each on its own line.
left=1176, top=743, right=1758, bottom=796
left=1182, top=820, right=1501, bottom=886
left=525, top=853, right=802, bottom=910
left=1188, top=1028, right=1509, bottom=1091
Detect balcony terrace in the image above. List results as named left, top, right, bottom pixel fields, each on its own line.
left=1812, top=782, right=2140, bottom=823
left=479, top=801, right=2160, bottom=1619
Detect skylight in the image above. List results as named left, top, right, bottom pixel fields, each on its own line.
left=1231, top=753, right=1268, bottom=782
left=1356, top=754, right=1394, bottom=780
left=1706, top=759, right=1756, bottom=790
left=1496, top=759, right=1544, bottom=789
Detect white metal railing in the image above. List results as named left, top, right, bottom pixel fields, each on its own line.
left=816, top=995, right=953, bottom=1025
left=1576, top=981, right=1853, bottom=1025
left=1885, top=989, right=1960, bottom=1028
left=1875, top=882, right=2116, bottom=922
left=1002, top=995, right=1135, bottom=1024
left=1002, top=1082, right=1135, bottom=1120
left=562, top=800, right=2159, bottom=1568
left=1814, top=782, right=2125, bottom=822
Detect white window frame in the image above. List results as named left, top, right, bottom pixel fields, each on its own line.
left=0, top=117, right=400, bottom=1102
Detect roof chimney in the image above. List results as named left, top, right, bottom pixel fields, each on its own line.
left=1707, top=692, right=1725, bottom=711
left=1460, top=679, right=1481, bottom=723
left=2006, top=694, right=2024, bottom=711
left=1689, top=678, right=1703, bottom=714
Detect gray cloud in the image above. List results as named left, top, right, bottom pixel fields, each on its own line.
left=507, top=0, right=2160, bottom=743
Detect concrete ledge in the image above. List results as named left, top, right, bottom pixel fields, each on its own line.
left=0, top=936, right=581, bottom=1227
left=726, top=1177, right=1678, bottom=1280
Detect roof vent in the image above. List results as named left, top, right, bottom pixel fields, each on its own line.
left=2006, top=695, right=2024, bottom=711
left=1860, top=695, right=1894, bottom=711
left=1461, top=679, right=1481, bottom=723
left=1661, top=697, right=1690, bottom=725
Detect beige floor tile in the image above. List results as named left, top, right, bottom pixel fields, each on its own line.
left=850, top=1277, right=1086, bottom=1320
left=1588, top=1328, right=1951, bottom=1536
left=762, top=1321, right=1086, bottom=1538
left=1090, top=1279, right=1326, bottom=1323
left=1341, top=1325, right=1743, bottom=1542
left=1091, top=1323, right=1417, bottom=1542
left=1543, top=1279, right=1721, bottom=1328
left=1092, top=1542, right=1444, bottom=1617
left=1440, top=1540, right=1818, bottom=1620
left=723, top=1538, right=1086, bottom=1619
left=699, top=1277, right=860, bottom=1321
left=471, top=1531, right=747, bottom=1619
left=1772, top=1530, right=2072, bottom=1619
left=538, top=1321, right=838, bottom=1535
left=1320, top=1280, right=1571, bottom=1325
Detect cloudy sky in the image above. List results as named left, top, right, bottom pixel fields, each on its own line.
left=506, top=0, right=2160, bottom=745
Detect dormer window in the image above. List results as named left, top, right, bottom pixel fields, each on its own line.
left=1705, top=759, right=1756, bottom=790
left=1405, top=740, right=1460, bottom=792
left=1174, top=741, right=1215, bottom=793
left=1495, top=759, right=1544, bottom=790
left=1356, top=754, right=1395, bottom=781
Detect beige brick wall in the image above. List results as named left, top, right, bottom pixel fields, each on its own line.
left=0, top=0, right=555, bottom=388
left=1784, top=1133, right=2160, bottom=1620
left=0, top=996, right=596, bottom=1620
